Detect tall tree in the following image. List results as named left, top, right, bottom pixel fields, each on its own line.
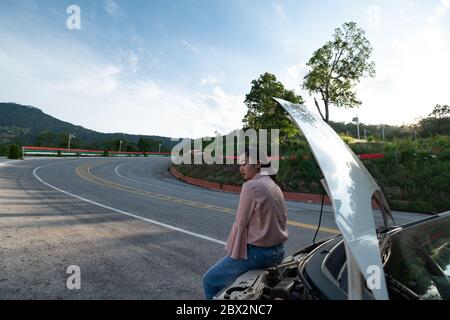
left=303, top=22, right=376, bottom=122
left=419, top=104, right=450, bottom=136
left=243, top=72, right=303, bottom=141
left=429, top=104, right=450, bottom=119
left=137, top=137, right=150, bottom=152
left=36, top=131, right=55, bottom=147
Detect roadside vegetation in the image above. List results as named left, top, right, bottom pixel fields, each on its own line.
left=7, top=144, right=22, bottom=159
left=176, top=134, right=450, bottom=213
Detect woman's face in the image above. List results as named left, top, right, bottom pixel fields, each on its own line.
left=238, top=154, right=261, bottom=180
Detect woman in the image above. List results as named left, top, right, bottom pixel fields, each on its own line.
left=202, top=147, right=288, bottom=299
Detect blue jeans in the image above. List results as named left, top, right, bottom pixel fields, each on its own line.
left=202, top=243, right=285, bottom=299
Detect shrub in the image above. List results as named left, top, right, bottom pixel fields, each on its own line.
left=8, top=144, right=22, bottom=159
left=0, top=145, right=8, bottom=156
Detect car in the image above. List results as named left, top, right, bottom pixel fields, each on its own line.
left=215, top=98, right=450, bottom=300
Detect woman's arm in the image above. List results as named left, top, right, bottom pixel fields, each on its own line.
left=225, top=182, right=256, bottom=259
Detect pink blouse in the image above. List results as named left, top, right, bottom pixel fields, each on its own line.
left=225, top=173, right=288, bottom=259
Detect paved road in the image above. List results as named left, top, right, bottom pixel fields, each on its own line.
left=0, top=158, right=427, bottom=299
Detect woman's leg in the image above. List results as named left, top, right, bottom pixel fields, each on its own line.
left=202, top=255, right=251, bottom=299
left=202, top=243, right=285, bottom=299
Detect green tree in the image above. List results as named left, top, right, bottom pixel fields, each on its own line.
left=137, top=137, right=163, bottom=152
left=8, top=144, right=22, bottom=159
left=0, top=145, right=8, bottom=156
left=137, top=137, right=150, bottom=152
left=418, top=104, right=450, bottom=137
left=429, top=104, right=449, bottom=119
left=303, top=22, right=376, bottom=122
left=126, top=143, right=138, bottom=152
left=243, top=72, right=303, bottom=141
left=36, top=131, right=55, bottom=147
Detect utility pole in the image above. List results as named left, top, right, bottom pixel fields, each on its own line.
left=382, top=124, right=385, bottom=141
left=119, top=140, right=123, bottom=153
left=158, top=143, right=161, bottom=153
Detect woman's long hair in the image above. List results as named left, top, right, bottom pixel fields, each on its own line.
left=243, top=146, right=285, bottom=190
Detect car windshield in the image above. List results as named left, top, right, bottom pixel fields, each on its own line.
left=383, top=215, right=450, bottom=300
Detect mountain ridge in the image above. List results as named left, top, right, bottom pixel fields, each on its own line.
left=0, top=102, right=179, bottom=151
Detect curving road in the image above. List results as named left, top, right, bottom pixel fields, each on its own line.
left=0, top=158, right=425, bottom=299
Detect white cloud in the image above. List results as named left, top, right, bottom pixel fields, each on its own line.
left=427, top=0, right=450, bottom=24
left=105, top=0, right=119, bottom=17
left=194, top=86, right=246, bottom=135
left=128, top=53, right=139, bottom=73
left=273, top=2, right=287, bottom=22
left=200, top=72, right=224, bottom=86
left=268, top=2, right=301, bottom=55
left=366, top=5, right=381, bottom=30
left=200, top=75, right=218, bottom=86
left=280, top=63, right=306, bottom=92
left=182, top=40, right=198, bottom=54
left=0, top=30, right=245, bottom=138
left=118, top=49, right=139, bottom=73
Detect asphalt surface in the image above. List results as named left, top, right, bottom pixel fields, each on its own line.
left=0, top=157, right=427, bottom=299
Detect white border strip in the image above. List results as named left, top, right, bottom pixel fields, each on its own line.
left=33, top=163, right=226, bottom=246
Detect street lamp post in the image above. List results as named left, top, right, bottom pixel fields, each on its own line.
left=68, top=133, right=75, bottom=150
left=352, top=116, right=360, bottom=140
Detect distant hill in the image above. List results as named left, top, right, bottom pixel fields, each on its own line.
left=0, top=102, right=180, bottom=151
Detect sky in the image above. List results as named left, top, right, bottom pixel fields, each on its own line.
left=0, top=0, right=449, bottom=139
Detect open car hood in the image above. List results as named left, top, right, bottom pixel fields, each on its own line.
left=274, top=98, right=393, bottom=300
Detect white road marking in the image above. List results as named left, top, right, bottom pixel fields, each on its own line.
left=0, top=160, right=15, bottom=167
left=33, top=163, right=226, bottom=246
